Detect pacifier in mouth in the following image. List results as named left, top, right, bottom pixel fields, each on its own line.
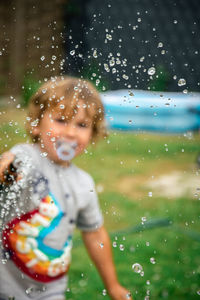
left=56, top=140, right=77, bottom=161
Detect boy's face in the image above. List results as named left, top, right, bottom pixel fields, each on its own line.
left=33, top=102, right=93, bottom=166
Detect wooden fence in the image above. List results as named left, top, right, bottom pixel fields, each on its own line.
left=0, top=0, right=67, bottom=97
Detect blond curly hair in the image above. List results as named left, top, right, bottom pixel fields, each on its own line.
left=26, top=76, right=107, bottom=143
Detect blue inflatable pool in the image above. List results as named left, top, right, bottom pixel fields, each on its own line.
left=101, top=90, right=200, bottom=133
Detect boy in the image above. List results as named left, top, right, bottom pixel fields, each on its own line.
left=0, top=77, right=132, bottom=300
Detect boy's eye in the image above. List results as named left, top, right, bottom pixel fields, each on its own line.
left=77, top=122, right=87, bottom=128
left=55, top=118, right=66, bottom=123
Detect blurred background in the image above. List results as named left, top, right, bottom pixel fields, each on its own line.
left=0, top=0, right=200, bottom=100
left=0, top=1, right=200, bottom=299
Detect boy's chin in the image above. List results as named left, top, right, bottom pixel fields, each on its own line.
left=55, top=156, right=71, bottom=165
left=45, top=153, right=71, bottom=166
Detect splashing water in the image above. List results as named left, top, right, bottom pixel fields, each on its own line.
left=0, top=154, right=35, bottom=258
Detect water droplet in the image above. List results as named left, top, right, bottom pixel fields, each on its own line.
left=132, top=263, right=143, bottom=273
left=150, top=257, right=156, bottom=264
left=42, top=88, right=47, bottom=94
left=178, top=78, right=186, bottom=86
left=183, top=89, right=188, bottom=94
left=109, top=59, right=115, bottom=67
left=93, top=49, right=98, bottom=58
left=102, top=289, right=107, bottom=296
left=96, top=184, right=104, bottom=193
left=70, top=50, right=75, bottom=56
left=25, top=286, right=34, bottom=295
left=197, top=290, right=200, bottom=295
left=148, top=191, right=152, bottom=197
left=104, top=63, right=110, bottom=72
left=106, top=34, right=112, bottom=40
left=119, top=244, right=125, bottom=251
left=146, top=241, right=150, bottom=246
left=122, top=74, right=129, bottom=80
left=110, top=68, right=116, bottom=74
left=126, top=292, right=132, bottom=299
left=60, top=104, right=65, bottom=109
left=157, top=42, right=163, bottom=48
left=140, top=271, right=144, bottom=277
left=25, top=285, right=46, bottom=297
left=52, top=55, right=56, bottom=60
left=146, top=289, right=150, bottom=296
left=146, top=280, right=151, bottom=285
left=40, top=56, right=45, bottom=61
left=1, top=258, right=7, bottom=264
left=147, top=67, right=156, bottom=76
left=40, top=152, right=48, bottom=157
left=113, top=241, right=117, bottom=248
left=141, top=216, right=147, bottom=222
left=100, top=243, right=104, bottom=248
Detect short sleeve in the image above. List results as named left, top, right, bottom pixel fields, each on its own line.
left=10, top=143, right=30, bottom=156
left=76, top=178, right=104, bottom=232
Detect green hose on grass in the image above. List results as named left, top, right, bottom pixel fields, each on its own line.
left=73, top=217, right=200, bottom=247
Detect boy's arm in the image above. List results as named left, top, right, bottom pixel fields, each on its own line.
left=81, top=226, right=132, bottom=300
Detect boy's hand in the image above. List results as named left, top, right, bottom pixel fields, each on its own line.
left=0, top=151, right=16, bottom=183
left=108, top=283, right=132, bottom=300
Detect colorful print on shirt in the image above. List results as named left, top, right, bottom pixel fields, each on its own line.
left=3, top=192, right=72, bottom=283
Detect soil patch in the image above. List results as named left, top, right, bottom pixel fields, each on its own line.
left=117, top=169, right=200, bottom=200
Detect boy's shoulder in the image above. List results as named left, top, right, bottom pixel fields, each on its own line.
left=10, top=143, right=40, bottom=164
left=10, top=143, right=36, bottom=154
left=71, top=164, right=95, bottom=187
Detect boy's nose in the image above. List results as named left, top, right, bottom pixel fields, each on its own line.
left=64, top=124, right=76, bottom=138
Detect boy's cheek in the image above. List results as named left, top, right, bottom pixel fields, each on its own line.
left=75, top=146, right=84, bottom=155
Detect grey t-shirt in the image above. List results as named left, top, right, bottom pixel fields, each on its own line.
left=0, top=143, right=103, bottom=300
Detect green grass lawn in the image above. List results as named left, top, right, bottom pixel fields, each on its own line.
left=0, top=108, right=200, bottom=299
